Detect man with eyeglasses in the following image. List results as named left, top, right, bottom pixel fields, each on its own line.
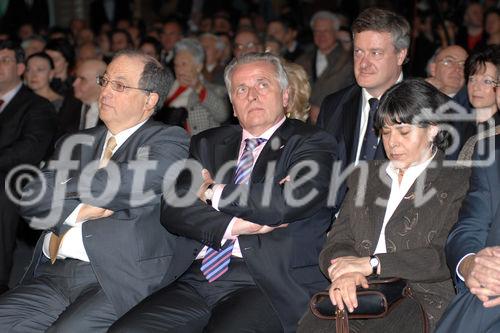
left=0, top=50, right=190, bottom=332
left=233, top=29, right=263, bottom=59
left=0, top=40, right=57, bottom=296
left=427, top=45, right=468, bottom=97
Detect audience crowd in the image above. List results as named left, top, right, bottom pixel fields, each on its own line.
left=0, top=1, right=498, bottom=332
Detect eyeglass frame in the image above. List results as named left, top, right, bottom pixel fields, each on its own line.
left=467, top=76, right=498, bottom=88
left=436, top=57, right=466, bottom=68
left=96, top=75, right=152, bottom=94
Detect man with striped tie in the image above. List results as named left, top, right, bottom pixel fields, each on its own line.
left=110, top=53, right=337, bottom=333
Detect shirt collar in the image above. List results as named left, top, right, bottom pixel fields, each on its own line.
left=104, top=119, right=148, bottom=151
left=241, top=116, right=286, bottom=142
left=386, top=148, right=437, bottom=182
left=361, top=72, right=404, bottom=101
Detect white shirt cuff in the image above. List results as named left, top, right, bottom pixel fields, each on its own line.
left=211, top=184, right=225, bottom=211
left=64, top=203, right=85, bottom=227
left=456, top=253, right=476, bottom=281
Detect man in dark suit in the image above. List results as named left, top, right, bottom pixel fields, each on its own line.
left=316, top=8, right=410, bottom=207
left=110, top=53, right=336, bottom=333
left=0, top=50, right=190, bottom=332
left=58, top=59, right=107, bottom=135
left=0, top=40, right=57, bottom=294
left=296, top=10, right=354, bottom=123
left=435, top=135, right=500, bottom=332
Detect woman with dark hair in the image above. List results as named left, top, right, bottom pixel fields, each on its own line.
left=298, top=79, right=470, bottom=333
left=44, top=38, right=76, bottom=95
left=25, top=52, right=63, bottom=110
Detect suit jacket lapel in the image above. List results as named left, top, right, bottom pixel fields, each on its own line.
left=344, top=88, right=362, bottom=164
left=215, top=129, right=241, bottom=184
left=251, top=120, right=291, bottom=183
left=386, top=152, right=443, bottom=229
left=368, top=164, right=392, bottom=248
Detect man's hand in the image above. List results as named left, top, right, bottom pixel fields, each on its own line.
left=329, top=272, right=369, bottom=313
left=460, top=247, right=500, bottom=305
left=197, top=169, right=214, bottom=203
left=328, top=256, right=373, bottom=282
left=231, top=218, right=288, bottom=236
left=76, top=204, right=113, bottom=223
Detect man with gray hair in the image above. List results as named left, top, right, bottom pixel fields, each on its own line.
left=0, top=50, right=190, bottom=332
left=316, top=7, right=410, bottom=208
left=297, top=10, right=354, bottom=122
left=110, top=52, right=336, bottom=333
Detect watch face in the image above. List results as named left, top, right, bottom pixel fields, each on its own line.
left=370, top=257, right=379, bottom=267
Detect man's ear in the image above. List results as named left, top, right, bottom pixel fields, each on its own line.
left=396, top=48, right=408, bottom=66
left=145, top=92, right=159, bottom=111
left=16, top=63, right=25, bottom=77
left=429, top=62, right=436, bottom=77
left=282, top=87, right=290, bottom=108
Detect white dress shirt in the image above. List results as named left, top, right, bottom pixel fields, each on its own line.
left=42, top=119, right=148, bottom=261
left=83, top=101, right=100, bottom=129
left=374, top=151, right=436, bottom=254
left=315, top=51, right=328, bottom=78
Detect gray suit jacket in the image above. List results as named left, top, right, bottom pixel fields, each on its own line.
left=19, top=119, right=190, bottom=316
left=186, top=83, right=229, bottom=135
left=297, top=44, right=354, bottom=107
left=320, top=154, right=469, bottom=330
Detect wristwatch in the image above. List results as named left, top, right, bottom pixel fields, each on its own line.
left=205, top=183, right=215, bottom=205
left=369, top=255, right=380, bottom=276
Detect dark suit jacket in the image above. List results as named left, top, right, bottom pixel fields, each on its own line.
left=320, top=154, right=470, bottom=330
left=161, top=119, right=336, bottom=333
left=435, top=135, right=500, bottom=333
left=56, top=93, right=82, bottom=136
left=0, top=85, right=57, bottom=190
left=316, top=84, right=386, bottom=209
left=19, top=120, right=190, bottom=316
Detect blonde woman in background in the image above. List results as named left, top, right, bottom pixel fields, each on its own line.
left=284, top=61, right=311, bottom=122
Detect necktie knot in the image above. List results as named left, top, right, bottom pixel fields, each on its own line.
left=105, top=136, right=117, bottom=152
left=244, top=138, right=266, bottom=151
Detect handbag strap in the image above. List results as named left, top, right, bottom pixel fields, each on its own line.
left=404, top=287, right=430, bottom=333
left=335, top=309, right=349, bottom=333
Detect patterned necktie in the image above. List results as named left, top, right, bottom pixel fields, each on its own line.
left=360, top=98, right=379, bottom=161
left=201, top=137, right=266, bottom=283
left=99, top=136, right=117, bottom=168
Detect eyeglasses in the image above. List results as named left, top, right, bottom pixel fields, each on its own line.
left=467, top=76, right=498, bottom=88
left=0, top=57, right=16, bottom=65
left=437, top=58, right=465, bottom=68
left=96, top=76, right=151, bottom=93
left=234, top=42, right=259, bottom=51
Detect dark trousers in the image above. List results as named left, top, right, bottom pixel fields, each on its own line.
left=0, top=258, right=117, bottom=333
left=110, top=258, right=283, bottom=333
left=0, top=189, right=19, bottom=287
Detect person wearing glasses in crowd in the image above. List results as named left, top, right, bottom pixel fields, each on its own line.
left=233, top=29, right=263, bottom=59
left=0, top=50, right=190, bottom=332
left=426, top=45, right=468, bottom=98
left=460, top=46, right=500, bottom=151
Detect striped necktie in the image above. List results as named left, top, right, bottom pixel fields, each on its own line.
left=201, top=137, right=266, bottom=283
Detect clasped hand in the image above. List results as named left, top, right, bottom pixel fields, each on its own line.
left=327, top=256, right=372, bottom=313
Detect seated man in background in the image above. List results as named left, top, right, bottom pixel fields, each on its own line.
left=0, top=50, right=190, bottom=332
left=110, top=52, right=336, bottom=333
left=426, top=45, right=468, bottom=98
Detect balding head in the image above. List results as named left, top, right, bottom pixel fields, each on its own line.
left=73, top=59, right=107, bottom=104
left=429, top=45, right=468, bottom=96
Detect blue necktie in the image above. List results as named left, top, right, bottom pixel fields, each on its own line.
left=360, top=98, right=379, bottom=161
left=201, top=137, right=266, bottom=283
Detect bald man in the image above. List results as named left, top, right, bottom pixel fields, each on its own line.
left=427, top=45, right=468, bottom=97
left=58, top=59, right=107, bottom=134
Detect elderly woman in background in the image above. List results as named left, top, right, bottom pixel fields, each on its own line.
left=25, top=52, right=64, bottom=111
left=298, top=79, right=470, bottom=333
left=157, top=38, right=228, bottom=135
left=284, top=61, right=311, bottom=122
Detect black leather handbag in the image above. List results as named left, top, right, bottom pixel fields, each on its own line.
left=309, top=277, right=429, bottom=333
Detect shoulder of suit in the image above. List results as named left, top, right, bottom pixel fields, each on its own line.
left=191, top=124, right=239, bottom=142
left=322, top=83, right=360, bottom=105
left=16, top=85, right=54, bottom=107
